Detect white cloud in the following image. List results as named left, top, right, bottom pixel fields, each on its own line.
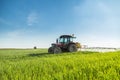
left=27, top=12, right=39, bottom=26
left=74, top=0, right=120, bottom=28
left=73, top=0, right=120, bottom=48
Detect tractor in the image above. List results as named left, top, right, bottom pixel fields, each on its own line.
left=48, top=35, right=81, bottom=53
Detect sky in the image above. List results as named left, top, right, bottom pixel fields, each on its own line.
left=0, top=0, right=120, bottom=48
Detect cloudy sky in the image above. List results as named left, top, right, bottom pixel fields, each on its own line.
left=0, top=0, right=120, bottom=48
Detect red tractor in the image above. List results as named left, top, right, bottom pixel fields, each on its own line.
left=48, top=35, right=81, bottom=53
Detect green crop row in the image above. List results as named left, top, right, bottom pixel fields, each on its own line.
left=0, top=49, right=120, bottom=80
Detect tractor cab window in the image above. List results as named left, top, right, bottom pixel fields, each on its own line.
left=59, top=37, right=67, bottom=43
left=59, top=37, right=73, bottom=43
left=64, top=38, right=68, bottom=43
left=59, top=38, right=64, bottom=43
left=69, top=37, right=73, bottom=42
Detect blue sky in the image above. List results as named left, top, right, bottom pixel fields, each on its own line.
left=0, top=0, right=119, bottom=48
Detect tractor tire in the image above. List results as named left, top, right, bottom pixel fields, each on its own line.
left=53, top=47, right=61, bottom=54
left=68, top=44, right=77, bottom=52
left=48, top=47, right=53, bottom=53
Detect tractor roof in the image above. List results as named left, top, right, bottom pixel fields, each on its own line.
left=60, top=35, right=76, bottom=38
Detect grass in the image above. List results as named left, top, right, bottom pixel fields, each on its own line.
left=0, top=49, right=120, bottom=80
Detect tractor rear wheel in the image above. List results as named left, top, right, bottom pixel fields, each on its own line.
left=48, top=47, right=53, bottom=53
left=68, top=44, right=77, bottom=52
left=53, top=47, right=61, bottom=54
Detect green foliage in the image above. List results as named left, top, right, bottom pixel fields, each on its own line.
left=0, top=49, right=120, bottom=80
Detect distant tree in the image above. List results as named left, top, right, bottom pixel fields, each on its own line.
left=34, top=46, right=37, bottom=49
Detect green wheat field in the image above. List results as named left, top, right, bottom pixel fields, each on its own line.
left=0, top=49, right=120, bottom=80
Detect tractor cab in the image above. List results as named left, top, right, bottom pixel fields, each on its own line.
left=56, top=35, right=76, bottom=45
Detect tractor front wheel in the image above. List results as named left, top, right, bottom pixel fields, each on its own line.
left=48, top=47, right=53, bottom=53
left=53, top=47, right=61, bottom=54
